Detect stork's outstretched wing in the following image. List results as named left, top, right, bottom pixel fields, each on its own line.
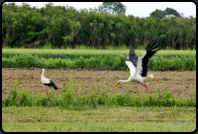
left=135, top=40, right=160, bottom=77
left=44, top=80, right=58, bottom=90
left=126, top=47, right=138, bottom=77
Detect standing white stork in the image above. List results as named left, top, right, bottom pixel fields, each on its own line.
left=114, top=40, right=160, bottom=99
left=40, top=69, right=58, bottom=97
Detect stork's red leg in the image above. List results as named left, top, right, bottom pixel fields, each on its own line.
left=49, top=90, right=51, bottom=95
left=141, top=83, right=152, bottom=100
left=46, top=88, right=49, bottom=97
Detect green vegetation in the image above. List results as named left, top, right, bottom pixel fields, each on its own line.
left=2, top=3, right=196, bottom=49
left=2, top=79, right=196, bottom=109
left=2, top=106, right=196, bottom=132
left=2, top=53, right=196, bottom=71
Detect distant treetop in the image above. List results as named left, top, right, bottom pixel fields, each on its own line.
left=150, top=7, right=181, bottom=18
left=98, top=2, right=126, bottom=15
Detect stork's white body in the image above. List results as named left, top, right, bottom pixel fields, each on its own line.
left=121, top=52, right=154, bottom=84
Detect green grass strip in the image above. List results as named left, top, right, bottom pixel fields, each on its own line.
left=2, top=106, right=196, bottom=132
left=2, top=49, right=196, bottom=56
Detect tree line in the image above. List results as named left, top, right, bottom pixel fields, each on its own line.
left=2, top=3, right=196, bottom=49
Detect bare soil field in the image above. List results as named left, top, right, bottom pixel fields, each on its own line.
left=2, top=68, right=196, bottom=99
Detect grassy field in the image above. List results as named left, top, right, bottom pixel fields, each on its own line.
left=2, top=106, right=196, bottom=132
left=2, top=48, right=196, bottom=132
left=2, top=48, right=196, bottom=56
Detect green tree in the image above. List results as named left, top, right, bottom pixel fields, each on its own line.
left=63, top=19, right=81, bottom=48
left=163, top=7, right=181, bottom=18
left=98, top=2, right=126, bottom=15
left=150, top=8, right=181, bottom=18
left=150, top=9, right=164, bottom=18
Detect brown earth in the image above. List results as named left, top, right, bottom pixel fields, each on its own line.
left=2, top=68, right=196, bottom=99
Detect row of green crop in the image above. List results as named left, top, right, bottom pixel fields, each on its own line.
left=2, top=52, right=196, bottom=60
left=2, top=78, right=196, bottom=109
left=2, top=54, right=196, bottom=71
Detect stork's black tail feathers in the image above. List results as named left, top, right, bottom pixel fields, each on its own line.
left=53, top=85, right=58, bottom=90
left=49, top=80, right=58, bottom=90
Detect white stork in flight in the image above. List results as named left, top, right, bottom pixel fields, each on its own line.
left=40, top=69, right=58, bottom=97
left=114, top=40, right=160, bottom=99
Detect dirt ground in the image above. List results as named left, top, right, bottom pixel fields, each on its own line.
left=2, top=68, right=196, bottom=99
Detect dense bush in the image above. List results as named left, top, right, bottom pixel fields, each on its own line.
left=2, top=3, right=196, bottom=50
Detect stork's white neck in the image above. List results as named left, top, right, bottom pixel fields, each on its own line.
left=41, top=70, right=46, bottom=79
left=40, top=70, right=51, bottom=84
left=41, top=71, right=44, bottom=76
left=119, top=79, right=131, bottom=83
left=119, top=75, right=133, bottom=83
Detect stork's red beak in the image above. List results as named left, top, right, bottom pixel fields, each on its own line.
left=114, top=82, right=120, bottom=87
left=40, top=71, right=42, bottom=74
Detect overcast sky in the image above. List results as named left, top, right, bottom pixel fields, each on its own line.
left=4, top=2, right=196, bottom=18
